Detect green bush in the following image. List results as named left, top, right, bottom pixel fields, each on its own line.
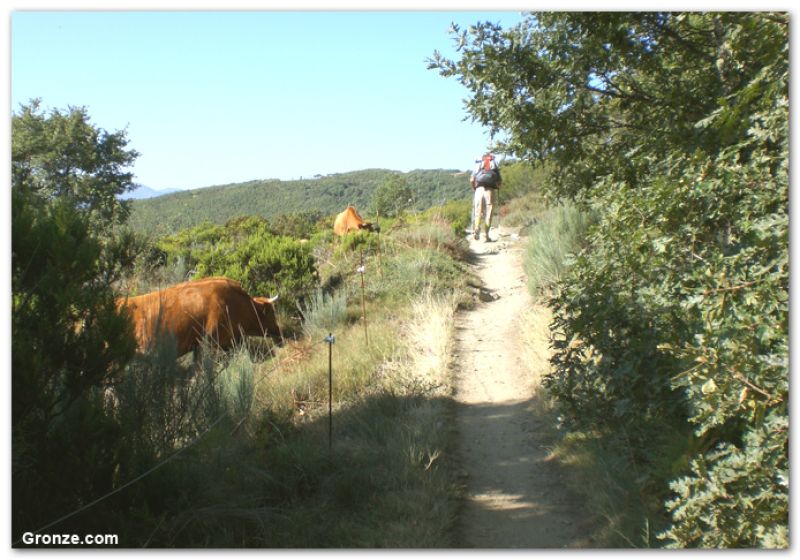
left=153, top=220, right=226, bottom=274
left=370, top=173, right=412, bottom=218
left=195, top=229, right=318, bottom=301
left=495, top=159, right=545, bottom=200
left=108, top=343, right=266, bottom=545
left=335, top=229, right=382, bottom=257
left=659, top=410, right=788, bottom=548
left=147, top=217, right=319, bottom=303
left=268, top=211, right=324, bottom=239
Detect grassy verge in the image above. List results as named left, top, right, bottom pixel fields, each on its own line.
left=246, top=291, right=462, bottom=547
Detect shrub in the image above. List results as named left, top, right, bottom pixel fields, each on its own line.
left=420, top=199, right=472, bottom=237
left=152, top=218, right=319, bottom=303
left=107, top=343, right=263, bottom=545
left=268, top=211, right=324, bottom=239
left=495, top=159, right=545, bottom=200
left=195, top=230, right=318, bottom=301
left=335, top=229, right=381, bottom=257
left=659, top=410, right=788, bottom=548
left=300, top=288, right=348, bottom=340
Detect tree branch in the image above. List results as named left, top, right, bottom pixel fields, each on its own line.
left=651, top=16, right=716, bottom=63
left=702, top=279, right=764, bottom=296
left=731, top=368, right=782, bottom=404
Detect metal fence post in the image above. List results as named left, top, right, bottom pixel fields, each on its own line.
left=325, top=333, right=335, bottom=450
left=358, top=251, right=368, bottom=346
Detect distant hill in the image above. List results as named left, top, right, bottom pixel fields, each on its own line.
left=121, top=184, right=181, bottom=200
left=127, top=169, right=471, bottom=236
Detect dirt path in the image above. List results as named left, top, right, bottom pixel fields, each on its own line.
left=452, top=224, right=595, bottom=548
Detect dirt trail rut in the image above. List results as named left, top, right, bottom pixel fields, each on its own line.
left=453, top=224, right=595, bottom=548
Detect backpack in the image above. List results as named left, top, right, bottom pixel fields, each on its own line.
left=475, top=155, right=500, bottom=188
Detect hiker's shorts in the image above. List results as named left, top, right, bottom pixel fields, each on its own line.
left=473, top=186, right=495, bottom=228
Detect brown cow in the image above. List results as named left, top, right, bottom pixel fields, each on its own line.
left=117, top=277, right=283, bottom=356
left=333, top=205, right=377, bottom=236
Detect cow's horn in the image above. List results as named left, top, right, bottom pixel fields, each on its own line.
left=268, top=295, right=279, bottom=303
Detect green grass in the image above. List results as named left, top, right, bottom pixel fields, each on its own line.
left=523, top=202, right=595, bottom=295
left=243, top=291, right=461, bottom=547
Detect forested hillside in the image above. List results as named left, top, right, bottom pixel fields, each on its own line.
left=128, top=168, right=471, bottom=235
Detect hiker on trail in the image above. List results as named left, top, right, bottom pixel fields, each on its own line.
left=470, top=153, right=502, bottom=242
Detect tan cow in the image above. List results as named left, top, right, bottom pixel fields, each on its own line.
left=117, top=277, right=283, bottom=356
left=333, top=205, right=377, bottom=236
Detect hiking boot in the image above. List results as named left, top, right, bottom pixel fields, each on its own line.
left=484, top=235, right=494, bottom=242
left=473, top=230, right=479, bottom=240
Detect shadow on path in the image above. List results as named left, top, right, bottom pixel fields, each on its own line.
left=455, top=397, right=597, bottom=548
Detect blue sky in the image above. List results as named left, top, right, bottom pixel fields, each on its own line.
left=11, top=10, right=524, bottom=191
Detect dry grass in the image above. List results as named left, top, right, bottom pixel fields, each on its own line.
left=523, top=202, right=595, bottom=296
left=519, top=304, right=558, bottom=421
left=378, top=290, right=457, bottom=398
